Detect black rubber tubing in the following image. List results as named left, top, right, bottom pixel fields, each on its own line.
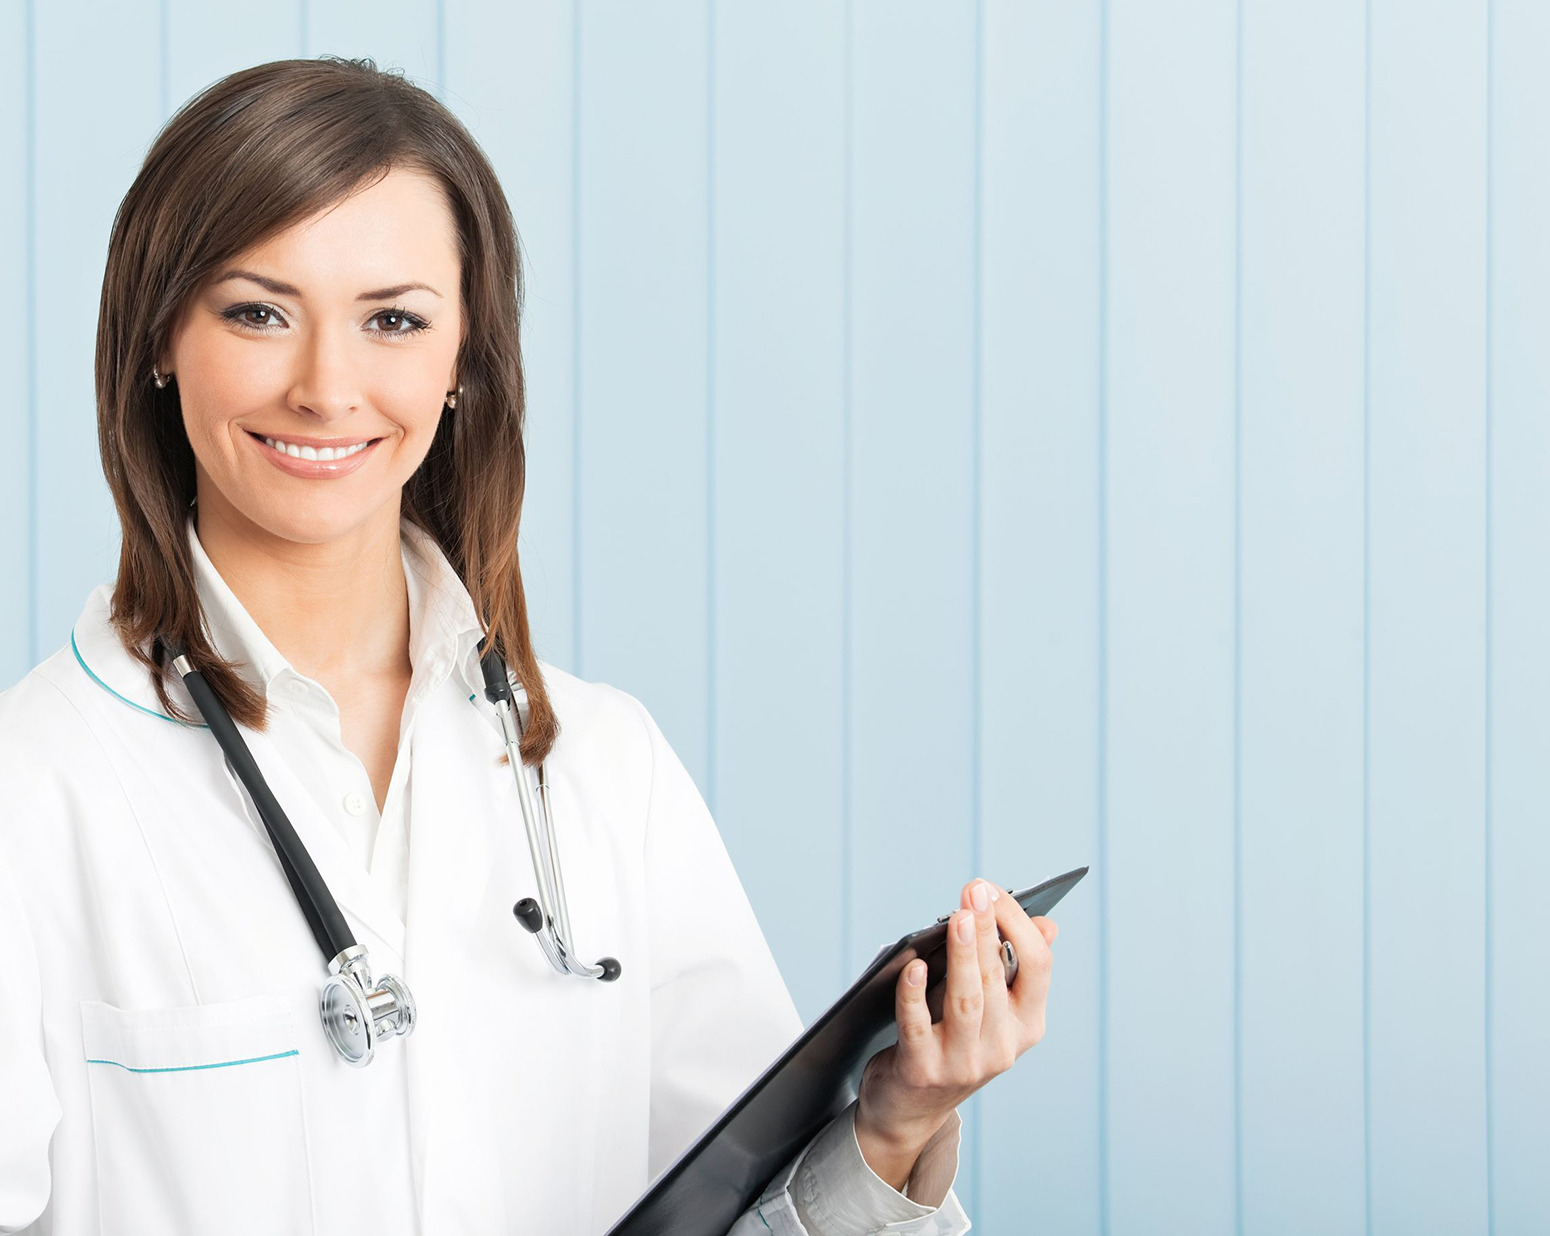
left=161, top=636, right=357, bottom=963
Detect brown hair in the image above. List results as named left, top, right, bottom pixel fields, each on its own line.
left=95, top=55, right=558, bottom=765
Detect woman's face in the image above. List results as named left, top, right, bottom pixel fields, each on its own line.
left=161, top=166, right=463, bottom=547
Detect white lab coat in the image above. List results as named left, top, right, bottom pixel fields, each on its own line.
left=0, top=546, right=967, bottom=1235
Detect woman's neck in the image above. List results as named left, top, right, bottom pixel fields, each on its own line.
left=192, top=497, right=412, bottom=686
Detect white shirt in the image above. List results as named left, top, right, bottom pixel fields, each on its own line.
left=0, top=511, right=968, bottom=1235
left=185, top=510, right=466, bottom=920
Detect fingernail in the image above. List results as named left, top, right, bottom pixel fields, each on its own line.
left=956, top=911, right=975, bottom=943
left=906, top=960, right=925, bottom=986
left=971, top=881, right=989, bottom=912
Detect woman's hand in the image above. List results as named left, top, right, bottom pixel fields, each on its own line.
left=853, top=877, right=1059, bottom=1192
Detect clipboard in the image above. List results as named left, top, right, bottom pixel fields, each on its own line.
left=604, top=864, right=1089, bottom=1236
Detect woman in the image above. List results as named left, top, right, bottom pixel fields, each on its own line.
left=0, top=57, right=1059, bottom=1235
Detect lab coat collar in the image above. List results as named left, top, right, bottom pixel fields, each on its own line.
left=68, top=582, right=205, bottom=728
left=66, top=515, right=491, bottom=726
left=67, top=581, right=413, bottom=958
left=66, top=514, right=496, bottom=962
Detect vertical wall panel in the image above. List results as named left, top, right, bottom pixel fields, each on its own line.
left=32, top=0, right=161, bottom=647
left=1487, top=0, right=1550, bottom=1227
left=575, top=0, right=711, bottom=785
left=845, top=5, right=979, bottom=956
left=1367, top=1, right=1490, bottom=1231
left=847, top=0, right=981, bottom=1207
left=710, top=1, right=849, bottom=1023
left=1104, top=0, right=1239, bottom=1229
left=978, top=0, right=1103, bottom=1230
left=446, top=1, right=579, bottom=671
left=0, top=0, right=30, bottom=684
left=1237, top=2, right=1367, bottom=1232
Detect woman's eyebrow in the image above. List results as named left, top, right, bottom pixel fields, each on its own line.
left=212, top=268, right=442, bottom=300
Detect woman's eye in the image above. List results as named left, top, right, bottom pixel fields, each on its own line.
left=223, top=305, right=281, bottom=331
left=370, top=308, right=430, bottom=337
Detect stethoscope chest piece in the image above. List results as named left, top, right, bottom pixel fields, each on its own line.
left=320, top=945, right=416, bottom=1067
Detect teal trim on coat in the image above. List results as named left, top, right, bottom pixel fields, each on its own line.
left=71, top=627, right=209, bottom=729
left=86, top=1048, right=300, bottom=1074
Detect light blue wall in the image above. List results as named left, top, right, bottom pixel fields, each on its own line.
left=1, top=2, right=1545, bottom=1233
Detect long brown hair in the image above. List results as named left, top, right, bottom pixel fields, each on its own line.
left=96, top=55, right=558, bottom=765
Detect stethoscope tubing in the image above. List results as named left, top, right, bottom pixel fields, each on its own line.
left=161, top=634, right=356, bottom=963
left=163, top=629, right=619, bottom=985
left=160, top=627, right=627, bottom=1064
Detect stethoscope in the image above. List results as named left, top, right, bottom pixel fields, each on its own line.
left=158, top=632, right=621, bottom=1067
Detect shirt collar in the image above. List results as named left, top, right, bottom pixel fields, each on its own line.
left=186, top=512, right=488, bottom=706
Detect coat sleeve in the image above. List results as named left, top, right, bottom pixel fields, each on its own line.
left=0, top=854, right=63, bottom=1232
left=630, top=697, right=971, bottom=1236
left=729, top=1100, right=971, bottom=1236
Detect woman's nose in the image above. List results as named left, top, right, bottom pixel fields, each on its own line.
left=284, top=326, right=370, bottom=419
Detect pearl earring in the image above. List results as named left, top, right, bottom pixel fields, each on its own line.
left=153, top=364, right=170, bottom=389
left=446, top=384, right=463, bottom=410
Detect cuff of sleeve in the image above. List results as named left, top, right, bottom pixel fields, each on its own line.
left=787, top=1099, right=969, bottom=1236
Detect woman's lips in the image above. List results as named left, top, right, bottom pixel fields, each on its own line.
left=248, top=430, right=384, bottom=479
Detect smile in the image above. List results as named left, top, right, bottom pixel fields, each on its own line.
left=261, top=435, right=372, bottom=461
left=246, top=430, right=385, bottom=478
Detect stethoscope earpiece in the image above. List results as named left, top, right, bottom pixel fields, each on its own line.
left=513, top=898, right=622, bottom=981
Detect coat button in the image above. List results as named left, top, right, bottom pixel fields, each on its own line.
left=343, top=791, right=368, bottom=816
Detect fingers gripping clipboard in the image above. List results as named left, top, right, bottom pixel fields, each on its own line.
left=605, top=865, right=1089, bottom=1236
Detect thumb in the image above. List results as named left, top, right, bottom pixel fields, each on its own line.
left=895, top=957, right=934, bottom=1056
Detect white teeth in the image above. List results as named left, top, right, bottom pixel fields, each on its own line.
left=261, top=436, right=370, bottom=461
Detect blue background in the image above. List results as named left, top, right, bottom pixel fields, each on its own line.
left=1, top=2, right=1545, bottom=1233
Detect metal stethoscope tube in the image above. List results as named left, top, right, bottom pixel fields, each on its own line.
left=478, top=637, right=621, bottom=983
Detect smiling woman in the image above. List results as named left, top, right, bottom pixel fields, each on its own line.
left=0, top=53, right=1052, bottom=1236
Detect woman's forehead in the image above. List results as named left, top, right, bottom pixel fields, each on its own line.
left=215, top=171, right=460, bottom=293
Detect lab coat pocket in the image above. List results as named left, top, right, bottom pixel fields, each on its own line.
left=79, top=993, right=316, bottom=1236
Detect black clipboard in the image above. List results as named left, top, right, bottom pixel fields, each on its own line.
left=604, top=865, right=1089, bottom=1236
